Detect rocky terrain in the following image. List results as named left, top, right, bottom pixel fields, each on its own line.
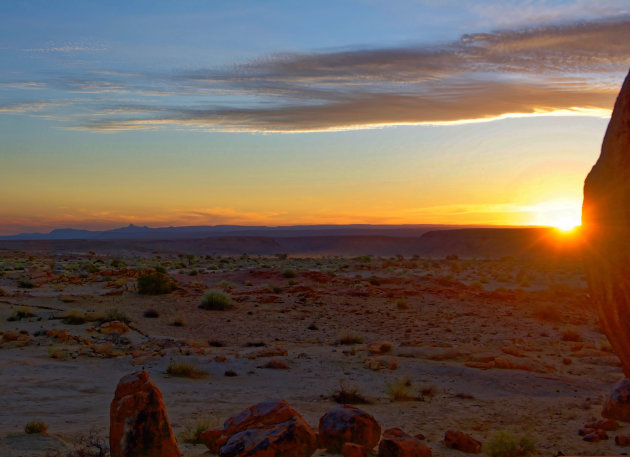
left=0, top=247, right=627, bottom=456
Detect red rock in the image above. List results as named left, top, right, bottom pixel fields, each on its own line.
left=602, top=378, right=630, bottom=421
left=379, top=428, right=432, bottom=457
left=584, top=418, right=620, bottom=431
left=342, top=442, right=368, bottom=457
left=583, top=69, right=630, bottom=377
left=443, top=430, right=482, bottom=453
left=319, top=405, right=381, bottom=453
left=200, top=399, right=316, bottom=457
left=110, top=371, right=180, bottom=457
left=616, top=435, right=630, bottom=446
left=220, top=417, right=317, bottom=457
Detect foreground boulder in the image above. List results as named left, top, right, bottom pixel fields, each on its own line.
left=110, top=370, right=180, bottom=457
left=200, top=399, right=317, bottom=457
left=582, top=69, right=630, bottom=377
left=319, top=405, right=381, bottom=453
left=379, top=428, right=432, bottom=457
left=602, top=378, right=630, bottom=421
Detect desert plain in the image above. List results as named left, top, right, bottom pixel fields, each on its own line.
left=0, top=237, right=625, bottom=457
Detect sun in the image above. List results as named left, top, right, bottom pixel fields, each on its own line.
left=529, top=199, right=582, bottom=233
left=549, top=215, right=581, bottom=233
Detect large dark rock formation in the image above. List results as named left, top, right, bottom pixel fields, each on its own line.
left=583, top=69, right=630, bottom=377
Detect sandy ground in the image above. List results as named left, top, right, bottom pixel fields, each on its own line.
left=0, top=252, right=625, bottom=456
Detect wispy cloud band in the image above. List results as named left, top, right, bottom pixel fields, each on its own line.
left=4, top=16, right=630, bottom=132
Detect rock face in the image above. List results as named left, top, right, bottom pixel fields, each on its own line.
left=602, top=378, right=630, bottom=421
left=200, top=399, right=317, bottom=457
left=583, top=69, right=630, bottom=377
left=378, top=428, right=432, bottom=457
left=318, top=405, right=381, bottom=453
left=110, top=371, right=181, bottom=457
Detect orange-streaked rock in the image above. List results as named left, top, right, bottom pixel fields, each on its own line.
left=443, top=430, right=482, bottom=453
left=379, top=428, right=432, bottom=457
left=110, top=370, right=180, bottom=457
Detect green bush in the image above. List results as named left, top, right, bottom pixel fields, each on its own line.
left=483, top=430, right=536, bottom=457
left=25, top=420, right=48, bottom=434
left=166, top=359, right=208, bottom=378
left=199, top=290, right=232, bottom=310
left=137, top=272, right=177, bottom=295
left=102, top=308, right=131, bottom=324
left=17, top=279, right=35, bottom=289
left=282, top=268, right=296, bottom=278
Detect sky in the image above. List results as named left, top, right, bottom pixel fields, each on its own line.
left=1, top=0, right=629, bottom=235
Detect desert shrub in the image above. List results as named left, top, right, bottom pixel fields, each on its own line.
left=188, top=269, right=198, bottom=276
left=395, top=298, right=409, bottom=310
left=102, top=308, right=131, bottom=324
left=7, top=306, right=36, bottom=321
left=561, top=327, right=583, bottom=342
left=260, top=358, right=290, bottom=369
left=170, top=313, right=187, bottom=327
left=198, top=290, right=232, bottom=311
left=25, top=420, right=48, bottom=434
left=48, top=346, right=70, bottom=360
left=62, top=309, right=87, bottom=325
left=137, top=272, right=177, bottom=295
left=166, top=359, right=208, bottom=378
left=483, top=430, right=536, bottom=457
left=110, top=259, right=124, bottom=268
left=84, top=263, right=100, bottom=274
left=332, top=380, right=370, bottom=404
left=386, top=375, right=414, bottom=401
left=180, top=416, right=215, bottom=444
left=154, top=265, right=167, bottom=274
left=336, top=330, right=364, bottom=345
left=0, top=287, right=6, bottom=296
left=17, top=278, right=35, bottom=289
left=143, top=308, right=160, bottom=318
left=282, top=268, right=296, bottom=278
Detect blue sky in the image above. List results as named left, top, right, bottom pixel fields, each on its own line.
left=1, top=0, right=629, bottom=234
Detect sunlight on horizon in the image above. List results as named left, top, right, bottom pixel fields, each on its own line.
left=528, top=198, right=582, bottom=232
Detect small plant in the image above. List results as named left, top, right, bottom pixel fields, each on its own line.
left=170, top=313, right=187, bottom=327
left=137, top=272, right=177, bottom=295
left=260, top=358, right=290, bottom=369
left=62, top=308, right=87, bottom=325
left=386, top=375, right=414, bottom=401
left=267, top=284, right=282, bottom=294
left=48, top=346, right=70, bottom=360
left=166, top=359, right=209, bottom=379
left=24, top=420, right=48, bottom=434
left=395, top=298, right=409, bottom=310
left=143, top=308, right=160, bottom=318
left=332, top=379, right=370, bottom=404
left=7, top=306, right=36, bottom=321
left=102, top=308, right=131, bottom=324
left=483, top=430, right=536, bottom=457
left=180, top=416, right=216, bottom=444
left=17, top=278, right=35, bottom=289
left=199, top=290, right=232, bottom=311
left=282, top=268, right=296, bottom=278
left=336, top=330, right=364, bottom=345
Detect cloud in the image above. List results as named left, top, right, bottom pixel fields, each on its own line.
left=9, top=16, right=630, bottom=132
